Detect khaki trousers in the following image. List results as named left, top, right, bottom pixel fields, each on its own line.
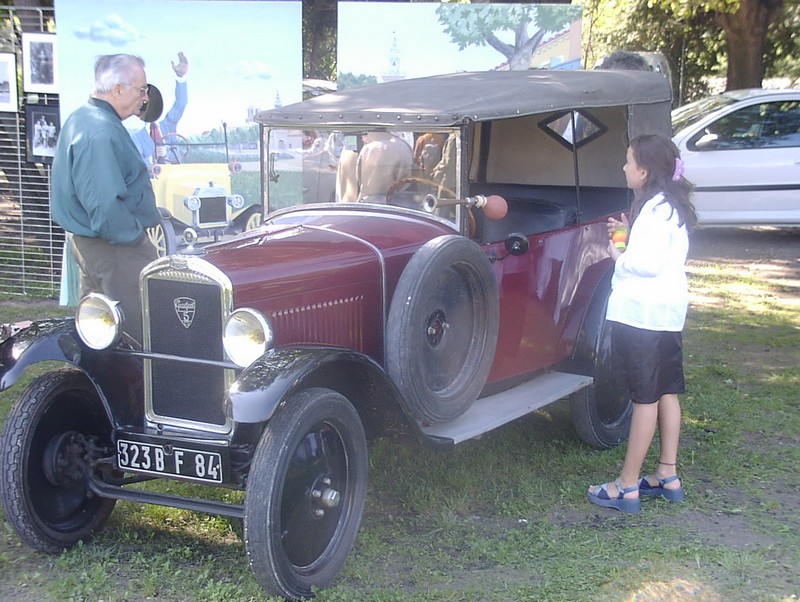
left=71, top=235, right=158, bottom=343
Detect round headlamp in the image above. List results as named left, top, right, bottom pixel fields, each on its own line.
left=184, top=195, right=202, bottom=211
left=223, top=308, right=274, bottom=368
left=76, top=293, right=123, bottom=350
left=228, top=194, right=245, bottom=210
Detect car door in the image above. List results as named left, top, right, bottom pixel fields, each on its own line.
left=675, top=97, right=800, bottom=226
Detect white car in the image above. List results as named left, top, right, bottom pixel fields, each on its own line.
left=671, top=88, right=800, bottom=226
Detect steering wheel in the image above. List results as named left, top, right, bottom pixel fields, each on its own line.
left=385, top=175, right=457, bottom=207
left=160, top=133, right=190, bottom=164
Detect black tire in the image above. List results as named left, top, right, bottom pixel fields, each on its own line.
left=386, top=235, right=499, bottom=424
left=0, top=368, right=117, bottom=553
left=244, top=388, right=368, bottom=600
left=569, top=295, right=632, bottom=449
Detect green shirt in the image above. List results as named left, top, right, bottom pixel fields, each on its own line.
left=51, top=97, right=160, bottom=245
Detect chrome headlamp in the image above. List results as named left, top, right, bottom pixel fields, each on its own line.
left=228, top=194, right=245, bottom=210
left=76, top=293, right=123, bottom=350
left=223, top=308, right=274, bottom=368
left=184, top=195, right=202, bottom=211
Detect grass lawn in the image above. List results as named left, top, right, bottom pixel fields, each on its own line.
left=0, top=230, right=798, bottom=602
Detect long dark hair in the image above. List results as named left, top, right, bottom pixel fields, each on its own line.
left=629, top=134, right=697, bottom=230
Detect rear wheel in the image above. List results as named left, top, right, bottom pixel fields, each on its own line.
left=244, top=388, right=367, bottom=600
left=0, top=369, right=116, bottom=552
left=386, top=235, right=499, bottom=424
left=570, top=297, right=632, bottom=449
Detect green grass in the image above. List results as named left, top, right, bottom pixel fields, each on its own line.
left=1, top=258, right=798, bottom=601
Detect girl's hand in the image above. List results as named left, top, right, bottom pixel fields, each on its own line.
left=608, top=239, right=623, bottom=260
left=607, top=213, right=629, bottom=259
left=606, top=213, right=630, bottom=236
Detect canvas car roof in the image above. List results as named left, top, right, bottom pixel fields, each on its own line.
left=256, top=69, right=673, bottom=134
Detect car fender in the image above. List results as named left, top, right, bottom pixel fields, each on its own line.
left=561, top=264, right=614, bottom=375
left=1, top=319, right=83, bottom=390
left=1, top=319, right=145, bottom=428
left=228, top=345, right=417, bottom=439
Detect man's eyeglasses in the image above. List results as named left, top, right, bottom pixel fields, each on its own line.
left=127, top=84, right=149, bottom=97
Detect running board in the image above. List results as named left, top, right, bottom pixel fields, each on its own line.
left=421, top=371, right=592, bottom=445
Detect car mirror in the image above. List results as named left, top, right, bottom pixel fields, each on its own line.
left=693, top=132, right=719, bottom=150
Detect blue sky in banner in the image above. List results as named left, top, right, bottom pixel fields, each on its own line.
left=54, top=0, right=302, bottom=136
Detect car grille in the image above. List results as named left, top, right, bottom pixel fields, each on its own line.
left=197, top=195, right=228, bottom=229
left=142, top=257, right=234, bottom=432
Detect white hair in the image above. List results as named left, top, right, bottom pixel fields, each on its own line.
left=94, top=54, right=145, bottom=94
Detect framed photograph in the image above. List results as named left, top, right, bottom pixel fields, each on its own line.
left=22, top=32, right=58, bottom=94
left=26, top=103, right=60, bottom=163
left=0, top=53, right=18, bottom=112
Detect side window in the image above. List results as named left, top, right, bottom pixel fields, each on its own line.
left=540, top=110, right=608, bottom=150
left=760, top=101, right=800, bottom=148
left=689, top=101, right=800, bottom=151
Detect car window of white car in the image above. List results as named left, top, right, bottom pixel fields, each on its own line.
left=689, top=101, right=800, bottom=151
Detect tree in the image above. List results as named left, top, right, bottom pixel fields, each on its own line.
left=717, top=0, right=784, bottom=88
left=656, top=0, right=785, bottom=90
left=435, top=3, right=582, bottom=70
left=303, top=0, right=336, bottom=81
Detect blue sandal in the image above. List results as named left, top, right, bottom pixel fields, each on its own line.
left=587, top=479, right=640, bottom=514
left=639, top=474, right=685, bottom=502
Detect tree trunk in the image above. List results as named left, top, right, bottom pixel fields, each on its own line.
left=718, top=0, right=783, bottom=90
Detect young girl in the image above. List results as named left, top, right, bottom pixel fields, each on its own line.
left=588, top=133, right=697, bottom=514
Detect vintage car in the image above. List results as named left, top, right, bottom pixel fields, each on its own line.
left=142, top=132, right=262, bottom=257
left=145, top=162, right=248, bottom=256
left=0, top=69, right=671, bottom=600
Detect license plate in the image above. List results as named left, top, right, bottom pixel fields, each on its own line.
left=117, top=440, right=223, bottom=483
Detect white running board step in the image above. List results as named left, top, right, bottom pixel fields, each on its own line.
left=421, top=371, right=592, bottom=445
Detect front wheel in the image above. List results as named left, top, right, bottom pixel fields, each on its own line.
left=242, top=206, right=263, bottom=232
left=146, top=218, right=177, bottom=257
left=244, top=388, right=368, bottom=600
left=0, top=369, right=117, bottom=552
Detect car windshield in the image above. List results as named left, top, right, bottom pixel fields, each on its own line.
left=672, top=95, right=738, bottom=134
left=263, top=127, right=460, bottom=224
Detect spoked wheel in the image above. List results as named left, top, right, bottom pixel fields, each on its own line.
left=243, top=206, right=263, bottom=232
left=244, top=388, right=368, bottom=600
left=146, top=217, right=177, bottom=257
left=570, top=295, right=632, bottom=449
left=0, top=368, right=117, bottom=552
left=386, top=235, right=499, bottom=424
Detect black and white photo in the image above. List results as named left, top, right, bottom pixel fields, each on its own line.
left=0, top=53, right=18, bottom=112
left=26, top=104, right=60, bottom=163
left=22, top=33, right=58, bottom=94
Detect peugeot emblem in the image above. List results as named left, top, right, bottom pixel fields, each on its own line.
left=174, top=297, right=196, bottom=329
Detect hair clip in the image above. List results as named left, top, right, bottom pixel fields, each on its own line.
left=672, top=157, right=685, bottom=181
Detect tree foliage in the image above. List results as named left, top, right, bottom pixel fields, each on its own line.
left=581, top=0, right=797, bottom=100
left=337, top=72, right=378, bottom=91
left=435, top=3, right=582, bottom=70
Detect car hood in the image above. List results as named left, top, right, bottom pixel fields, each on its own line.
left=200, top=206, right=455, bottom=308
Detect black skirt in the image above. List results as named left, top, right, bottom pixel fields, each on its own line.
left=611, top=321, right=686, bottom=404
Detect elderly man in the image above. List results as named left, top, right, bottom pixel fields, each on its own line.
left=51, top=54, right=161, bottom=343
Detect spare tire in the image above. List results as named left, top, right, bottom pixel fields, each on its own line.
left=386, top=235, right=499, bottom=424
